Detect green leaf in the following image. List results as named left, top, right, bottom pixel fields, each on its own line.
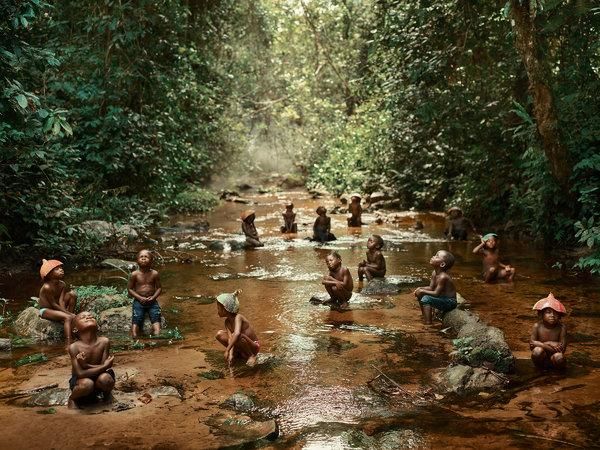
left=37, top=109, right=49, bottom=119
left=15, top=94, right=28, bottom=109
left=60, top=120, right=73, bottom=136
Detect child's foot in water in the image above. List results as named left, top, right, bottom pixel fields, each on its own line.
left=247, top=355, right=257, bottom=367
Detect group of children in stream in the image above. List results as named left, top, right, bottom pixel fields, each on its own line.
left=36, top=198, right=567, bottom=409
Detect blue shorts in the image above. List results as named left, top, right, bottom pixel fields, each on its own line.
left=132, top=300, right=161, bottom=327
left=419, top=295, right=457, bottom=312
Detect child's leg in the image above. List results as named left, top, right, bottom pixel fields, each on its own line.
left=216, top=330, right=229, bottom=347
left=483, top=266, right=498, bottom=283
left=61, top=290, right=77, bottom=313
left=149, top=301, right=161, bottom=336
left=95, top=371, right=115, bottom=400
left=41, top=309, right=74, bottom=343
left=291, top=223, right=297, bottom=233
left=131, top=300, right=144, bottom=338
left=358, top=266, right=365, bottom=281
left=68, top=378, right=95, bottom=408
left=531, top=346, right=547, bottom=368
left=422, top=305, right=433, bottom=324
left=550, top=352, right=566, bottom=369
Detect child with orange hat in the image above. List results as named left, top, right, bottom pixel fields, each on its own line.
left=530, top=293, right=567, bottom=369
left=38, top=259, right=77, bottom=343
left=241, top=210, right=264, bottom=247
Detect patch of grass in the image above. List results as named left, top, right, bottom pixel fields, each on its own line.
left=198, top=370, right=224, bottom=380
left=15, top=353, right=48, bottom=367
left=10, top=335, right=35, bottom=348
left=37, top=408, right=56, bottom=414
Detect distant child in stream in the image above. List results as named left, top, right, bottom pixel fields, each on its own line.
left=358, top=235, right=386, bottom=282
left=216, top=291, right=259, bottom=366
left=281, top=202, right=298, bottom=233
left=38, top=259, right=77, bottom=344
left=241, top=209, right=264, bottom=247
left=530, top=293, right=567, bottom=370
left=322, top=251, right=353, bottom=306
left=128, top=249, right=162, bottom=337
left=68, top=311, right=115, bottom=408
left=444, top=207, right=477, bottom=241
left=313, top=206, right=336, bottom=242
left=414, top=250, right=457, bottom=325
left=347, top=194, right=362, bottom=227
left=472, top=233, right=515, bottom=283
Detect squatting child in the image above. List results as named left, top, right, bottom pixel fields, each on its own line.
left=128, top=249, right=162, bottom=338
left=347, top=194, right=362, bottom=227
left=472, top=233, right=515, bottom=282
left=281, top=202, right=298, bottom=234
left=358, top=235, right=386, bottom=281
left=313, top=206, right=336, bottom=242
left=241, top=210, right=264, bottom=247
left=68, top=311, right=115, bottom=408
left=444, top=207, right=477, bottom=241
left=530, top=293, right=567, bottom=370
left=215, top=291, right=259, bottom=366
left=414, top=250, right=457, bottom=325
left=38, top=259, right=77, bottom=343
left=322, top=251, right=353, bottom=306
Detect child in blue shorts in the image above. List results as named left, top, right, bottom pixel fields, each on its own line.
left=128, top=249, right=162, bottom=337
left=414, top=250, right=457, bottom=325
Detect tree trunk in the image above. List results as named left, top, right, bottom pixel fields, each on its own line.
left=510, top=0, right=571, bottom=189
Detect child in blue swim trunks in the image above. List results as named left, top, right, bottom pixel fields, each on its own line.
left=414, top=250, right=457, bottom=325
left=128, top=249, right=162, bottom=337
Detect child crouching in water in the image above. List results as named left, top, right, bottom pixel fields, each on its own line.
left=530, top=293, right=567, bottom=370
left=216, top=291, right=259, bottom=366
left=358, top=235, right=386, bottom=282
left=414, top=250, right=457, bottom=325
left=322, top=251, right=353, bottom=306
left=68, top=311, right=115, bottom=408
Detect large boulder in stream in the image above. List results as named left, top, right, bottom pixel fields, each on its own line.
left=14, top=307, right=63, bottom=341
left=100, top=258, right=137, bottom=271
left=98, top=306, right=166, bottom=334
left=80, top=220, right=139, bottom=241
left=208, top=239, right=250, bottom=252
left=309, top=292, right=394, bottom=310
left=441, top=364, right=508, bottom=394
left=26, top=388, right=70, bottom=407
left=361, top=276, right=422, bottom=295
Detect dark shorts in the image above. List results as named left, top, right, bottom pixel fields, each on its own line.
left=132, top=299, right=161, bottom=327
left=419, top=295, right=457, bottom=312
left=69, top=368, right=115, bottom=391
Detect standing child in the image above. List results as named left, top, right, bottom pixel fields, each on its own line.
left=347, top=194, right=362, bottom=227
left=313, top=206, right=336, bottom=242
left=215, top=291, right=259, bottom=366
left=358, top=235, right=386, bottom=281
left=68, top=311, right=115, bottom=408
left=444, top=207, right=477, bottom=241
left=38, top=259, right=77, bottom=344
left=472, top=233, right=515, bottom=282
left=241, top=210, right=264, bottom=247
left=128, top=249, right=162, bottom=338
left=322, top=251, right=353, bottom=306
left=530, top=293, right=567, bottom=369
left=414, top=250, right=457, bottom=325
left=281, top=202, right=298, bottom=233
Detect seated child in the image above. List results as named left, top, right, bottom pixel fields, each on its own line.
left=68, top=311, right=115, bottom=408
left=241, top=209, right=264, bottom=247
left=414, top=250, right=457, bottom=325
left=444, top=207, right=477, bottom=241
left=38, top=259, right=77, bottom=343
left=472, top=233, right=515, bottom=282
left=347, top=194, right=362, bottom=227
left=358, top=235, right=386, bottom=281
left=530, top=293, right=567, bottom=370
left=128, top=249, right=162, bottom=338
left=313, top=206, right=336, bottom=242
left=322, top=251, right=353, bottom=306
left=215, top=290, right=259, bottom=366
left=281, top=202, right=298, bottom=233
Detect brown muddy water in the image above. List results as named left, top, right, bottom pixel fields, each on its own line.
left=1, top=189, right=599, bottom=449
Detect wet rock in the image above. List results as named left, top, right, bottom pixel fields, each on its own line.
left=369, top=191, right=389, bottom=204
left=309, top=292, right=394, bottom=310
left=464, top=368, right=507, bottom=392
left=0, top=338, right=11, bottom=352
left=116, top=224, right=139, bottom=241
left=206, top=414, right=278, bottom=446
left=100, top=258, right=137, bottom=271
left=27, top=388, right=70, bottom=407
left=220, top=190, right=240, bottom=199
left=208, top=239, right=249, bottom=252
left=443, top=364, right=474, bottom=393
left=361, top=278, right=403, bottom=295
left=339, top=194, right=350, bottom=205
left=98, top=306, right=166, bottom=334
left=222, top=393, right=255, bottom=412
left=341, top=429, right=424, bottom=449
left=148, top=385, right=181, bottom=399
left=372, top=199, right=401, bottom=210
left=80, top=221, right=138, bottom=241
left=442, top=308, right=481, bottom=332
left=14, top=307, right=63, bottom=341
left=159, top=220, right=210, bottom=234
left=279, top=173, right=305, bottom=189
left=237, top=183, right=253, bottom=191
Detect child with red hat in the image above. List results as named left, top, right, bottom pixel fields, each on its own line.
left=530, top=293, right=567, bottom=369
left=38, top=259, right=77, bottom=344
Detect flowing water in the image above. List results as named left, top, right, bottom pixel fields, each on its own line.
left=1, top=189, right=599, bottom=449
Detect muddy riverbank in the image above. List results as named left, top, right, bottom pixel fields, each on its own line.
left=1, top=189, right=599, bottom=449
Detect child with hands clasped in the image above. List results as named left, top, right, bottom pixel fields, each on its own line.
left=241, top=210, right=264, bottom=247
left=68, top=311, right=115, bottom=409
left=281, top=202, right=298, bottom=234
left=216, top=291, right=259, bottom=366
left=358, top=235, right=386, bottom=282
left=473, top=233, right=515, bottom=283
left=322, top=251, right=353, bottom=306
left=128, top=249, right=162, bottom=338
left=38, top=259, right=77, bottom=344
left=414, top=250, right=457, bottom=325
left=530, top=293, right=567, bottom=370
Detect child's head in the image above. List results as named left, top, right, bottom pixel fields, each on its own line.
left=350, top=194, right=361, bottom=204
left=325, top=251, right=342, bottom=271
left=285, top=202, right=294, bottom=211
left=241, top=210, right=256, bottom=223
left=316, top=206, right=327, bottom=216
left=430, top=250, right=455, bottom=271
left=533, top=293, right=566, bottom=326
left=71, top=311, right=98, bottom=337
left=447, top=206, right=463, bottom=219
left=40, top=259, right=64, bottom=281
left=539, top=307, right=562, bottom=326
left=217, top=290, right=240, bottom=317
left=367, top=235, right=384, bottom=250
left=482, top=233, right=498, bottom=248
left=137, top=249, right=154, bottom=268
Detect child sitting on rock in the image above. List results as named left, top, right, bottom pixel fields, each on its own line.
left=414, top=250, right=457, bottom=325
left=281, top=202, right=297, bottom=234
left=530, top=293, right=567, bottom=370
left=216, top=291, right=259, bottom=366
left=313, top=206, right=336, bottom=242
left=444, top=207, right=477, bottom=241
left=68, top=311, right=115, bottom=408
left=128, top=249, right=162, bottom=338
left=38, top=259, right=77, bottom=344
left=472, top=233, right=515, bottom=283
left=322, top=251, right=353, bottom=307
left=358, top=235, right=386, bottom=282
left=347, top=194, right=362, bottom=227
left=241, top=210, right=264, bottom=247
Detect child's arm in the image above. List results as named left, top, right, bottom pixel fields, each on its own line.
left=326, top=217, right=331, bottom=232
left=39, top=285, right=70, bottom=314
left=225, top=316, right=244, bottom=362
left=529, top=324, right=555, bottom=352
left=365, top=252, right=384, bottom=270
left=127, top=273, right=146, bottom=302
left=472, top=240, right=485, bottom=254
left=76, top=338, right=111, bottom=369
left=69, top=344, right=113, bottom=379
left=558, top=323, right=567, bottom=352
left=149, top=272, right=162, bottom=302
left=418, top=273, right=449, bottom=297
